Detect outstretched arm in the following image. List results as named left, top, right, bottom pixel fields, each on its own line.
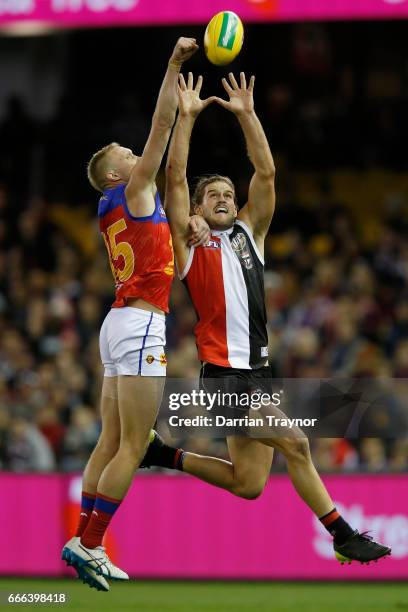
left=214, top=72, right=275, bottom=247
left=125, top=38, right=198, bottom=215
left=166, top=73, right=214, bottom=272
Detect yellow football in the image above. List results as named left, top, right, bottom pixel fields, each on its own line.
left=204, top=11, right=244, bottom=66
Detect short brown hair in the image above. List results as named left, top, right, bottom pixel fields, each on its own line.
left=87, top=142, right=119, bottom=192
left=192, top=175, right=237, bottom=208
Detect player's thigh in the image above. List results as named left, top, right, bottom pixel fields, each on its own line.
left=117, top=375, right=165, bottom=451
left=98, top=376, right=120, bottom=448
left=227, top=435, right=274, bottom=488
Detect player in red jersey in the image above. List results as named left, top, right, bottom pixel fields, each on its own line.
left=142, top=72, right=391, bottom=566
left=61, top=39, right=211, bottom=591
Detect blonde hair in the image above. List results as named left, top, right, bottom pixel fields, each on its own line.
left=87, top=142, right=120, bottom=192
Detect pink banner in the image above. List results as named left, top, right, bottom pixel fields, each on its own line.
left=0, top=472, right=407, bottom=578
left=0, top=473, right=64, bottom=575
left=1, top=0, right=408, bottom=31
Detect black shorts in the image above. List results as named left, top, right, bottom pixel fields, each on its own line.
left=200, top=362, right=275, bottom=410
left=199, top=363, right=286, bottom=436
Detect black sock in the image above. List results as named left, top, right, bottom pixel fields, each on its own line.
left=319, top=508, right=355, bottom=545
left=143, top=439, right=185, bottom=470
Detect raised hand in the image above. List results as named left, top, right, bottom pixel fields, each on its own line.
left=214, top=72, right=255, bottom=116
left=178, top=73, right=215, bottom=118
left=170, top=37, right=199, bottom=66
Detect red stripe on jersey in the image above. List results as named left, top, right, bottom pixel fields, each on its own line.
left=184, top=241, right=230, bottom=367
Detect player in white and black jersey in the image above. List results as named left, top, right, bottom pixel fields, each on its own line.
left=141, top=72, right=390, bottom=565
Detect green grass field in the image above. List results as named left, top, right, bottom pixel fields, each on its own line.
left=1, top=579, right=407, bottom=612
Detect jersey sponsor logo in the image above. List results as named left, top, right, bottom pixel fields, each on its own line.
left=231, top=233, right=253, bottom=270
left=159, top=205, right=166, bottom=217
left=160, top=353, right=167, bottom=366
left=146, top=355, right=155, bottom=364
left=261, top=346, right=269, bottom=357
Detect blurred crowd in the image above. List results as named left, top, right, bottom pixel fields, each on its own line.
left=0, top=22, right=407, bottom=473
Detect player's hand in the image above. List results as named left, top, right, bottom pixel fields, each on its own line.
left=188, top=215, right=211, bottom=247
left=178, top=73, right=215, bottom=119
left=214, top=72, right=255, bottom=116
left=170, top=37, right=199, bottom=65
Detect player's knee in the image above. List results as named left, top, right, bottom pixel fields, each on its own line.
left=233, top=478, right=265, bottom=500
left=96, top=434, right=120, bottom=458
left=118, top=438, right=148, bottom=465
left=281, top=437, right=311, bottom=464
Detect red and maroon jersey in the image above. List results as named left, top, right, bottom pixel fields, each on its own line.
left=98, top=183, right=174, bottom=312
left=180, top=220, right=268, bottom=369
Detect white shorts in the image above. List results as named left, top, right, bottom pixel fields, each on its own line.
left=99, top=307, right=167, bottom=377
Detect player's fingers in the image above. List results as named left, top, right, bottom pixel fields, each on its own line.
left=179, top=73, right=187, bottom=91
left=187, top=71, right=193, bottom=90
left=189, top=234, right=202, bottom=246
left=195, top=75, right=203, bottom=94
left=189, top=217, right=198, bottom=231
left=179, top=37, right=197, bottom=47
left=240, top=72, right=247, bottom=89
left=229, top=72, right=239, bottom=90
left=193, top=229, right=211, bottom=247
left=186, top=43, right=199, bottom=55
left=221, top=78, right=233, bottom=95
left=249, top=75, right=255, bottom=92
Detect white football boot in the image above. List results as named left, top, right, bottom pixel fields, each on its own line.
left=65, top=536, right=129, bottom=581
left=62, top=536, right=110, bottom=592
